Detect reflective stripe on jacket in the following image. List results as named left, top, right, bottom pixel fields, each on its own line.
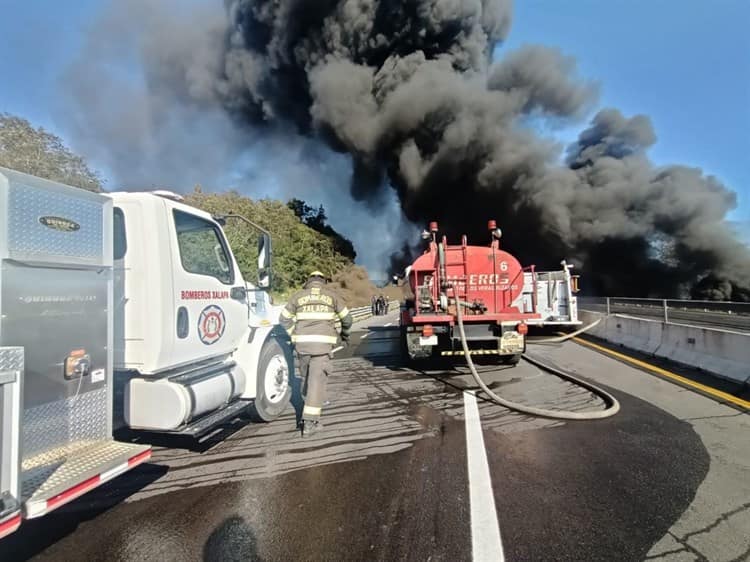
left=279, top=280, right=353, bottom=355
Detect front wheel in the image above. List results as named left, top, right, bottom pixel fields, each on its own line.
left=247, top=338, right=293, bottom=422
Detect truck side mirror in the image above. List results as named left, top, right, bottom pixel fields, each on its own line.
left=257, top=233, right=272, bottom=289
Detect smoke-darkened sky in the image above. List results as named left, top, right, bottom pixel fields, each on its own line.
left=0, top=0, right=748, bottom=298
left=2, top=1, right=746, bottom=204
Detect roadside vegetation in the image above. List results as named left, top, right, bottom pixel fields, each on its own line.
left=185, top=190, right=356, bottom=300
left=0, top=113, right=103, bottom=192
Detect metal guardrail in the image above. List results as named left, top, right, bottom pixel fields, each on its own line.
left=577, top=297, right=750, bottom=333
left=350, top=301, right=399, bottom=322
left=274, top=301, right=398, bottom=324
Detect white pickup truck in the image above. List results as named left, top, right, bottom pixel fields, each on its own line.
left=0, top=167, right=292, bottom=539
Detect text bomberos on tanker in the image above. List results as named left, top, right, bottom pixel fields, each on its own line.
left=445, top=274, right=517, bottom=292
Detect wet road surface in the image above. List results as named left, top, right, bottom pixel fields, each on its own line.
left=2, top=312, right=748, bottom=561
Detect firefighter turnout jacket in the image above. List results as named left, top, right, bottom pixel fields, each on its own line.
left=280, top=280, right=353, bottom=355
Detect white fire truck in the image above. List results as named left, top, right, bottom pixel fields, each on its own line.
left=0, top=167, right=292, bottom=539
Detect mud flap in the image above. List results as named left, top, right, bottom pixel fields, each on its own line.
left=500, top=331, right=525, bottom=355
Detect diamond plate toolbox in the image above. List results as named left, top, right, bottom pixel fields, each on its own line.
left=0, top=347, right=24, bottom=375
left=0, top=167, right=110, bottom=266
left=22, top=388, right=109, bottom=463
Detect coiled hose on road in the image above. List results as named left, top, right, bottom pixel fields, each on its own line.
left=455, top=299, right=620, bottom=420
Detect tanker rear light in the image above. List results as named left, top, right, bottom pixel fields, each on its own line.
left=516, top=323, right=529, bottom=335
left=422, top=325, right=434, bottom=338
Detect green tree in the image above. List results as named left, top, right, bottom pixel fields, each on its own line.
left=287, top=198, right=356, bottom=260
left=0, top=113, right=102, bottom=191
left=187, top=192, right=354, bottom=299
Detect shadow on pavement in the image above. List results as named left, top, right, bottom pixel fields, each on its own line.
left=116, top=417, right=253, bottom=454
left=0, top=462, right=168, bottom=561
left=203, top=515, right=264, bottom=562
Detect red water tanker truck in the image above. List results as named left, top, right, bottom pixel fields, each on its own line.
left=400, top=220, right=581, bottom=363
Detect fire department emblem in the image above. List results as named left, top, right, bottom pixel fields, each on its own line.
left=198, top=305, right=225, bottom=345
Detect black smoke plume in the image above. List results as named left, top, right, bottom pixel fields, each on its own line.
left=63, top=0, right=750, bottom=299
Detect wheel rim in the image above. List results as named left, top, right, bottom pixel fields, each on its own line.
left=264, top=353, right=289, bottom=404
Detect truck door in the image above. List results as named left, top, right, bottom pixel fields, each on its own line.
left=170, top=209, right=248, bottom=365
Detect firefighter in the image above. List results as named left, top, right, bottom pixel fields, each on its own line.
left=377, top=294, right=386, bottom=315
left=280, top=271, right=352, bottom=437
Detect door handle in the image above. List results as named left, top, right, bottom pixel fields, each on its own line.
left=231, top=286, right=247, bottom=301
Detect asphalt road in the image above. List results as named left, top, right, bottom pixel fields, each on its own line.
left=2, top=313, right=748, bottom=561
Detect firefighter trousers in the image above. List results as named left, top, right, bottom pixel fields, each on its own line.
left=298, top=354, right=331, bottom=421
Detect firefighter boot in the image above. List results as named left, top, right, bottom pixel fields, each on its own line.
left=302, top=419, right=322, bottom=438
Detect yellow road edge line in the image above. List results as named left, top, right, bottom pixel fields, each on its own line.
left=572, top=337, right=750, bottom=410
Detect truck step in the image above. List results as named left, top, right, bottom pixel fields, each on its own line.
left=167, top=359, right=237, bottom=386
left=21, top=440, right=151, bottom=519
left=173, top=399, right=251, bottom=439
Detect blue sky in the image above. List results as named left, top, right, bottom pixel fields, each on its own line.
left=1, top=0, right=748, bottom=230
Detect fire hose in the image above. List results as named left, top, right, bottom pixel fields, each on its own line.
left=454, top=299, right=620, bottom=420
left=526, top=318, right=602, bottom=344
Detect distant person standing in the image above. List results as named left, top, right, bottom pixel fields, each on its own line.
left=280, top=271, right=352, bottom=438
left=372, top=294, right=378, bottom=316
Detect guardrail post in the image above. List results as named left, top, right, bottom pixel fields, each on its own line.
left=606, top=297, right=611, bottom=315
left=663, top=299, right=668, bottom=323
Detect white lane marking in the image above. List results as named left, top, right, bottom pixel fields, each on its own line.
left=361, top=332, right=371, bottom=339
left=384, top=322, right=393, bottom=327
left=464, top=391, right=504, bottom=562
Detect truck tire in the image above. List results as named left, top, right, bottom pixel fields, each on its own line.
left=400, top=327, right=410, bottom=361
left=500, top=353, right=522, bottom=366
left=247, top=338, right=292, bottom=422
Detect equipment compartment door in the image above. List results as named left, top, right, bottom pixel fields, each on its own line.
left=0, top=262, right=110, bottom=459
